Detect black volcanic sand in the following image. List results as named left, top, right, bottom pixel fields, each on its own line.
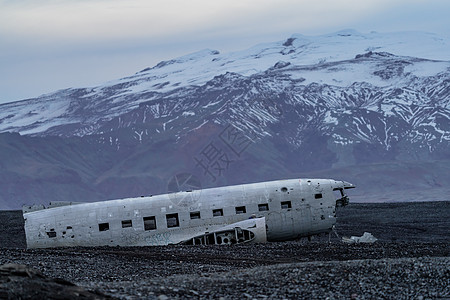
left=0, top=202, right=449, bottom=299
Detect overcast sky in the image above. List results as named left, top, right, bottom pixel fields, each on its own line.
left=1, top=0, right=450, bottom=104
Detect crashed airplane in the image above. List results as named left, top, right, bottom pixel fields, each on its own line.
left=22, top=178, right=354, bottom=248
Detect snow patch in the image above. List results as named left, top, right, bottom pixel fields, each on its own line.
left=182, top=111, right=195, bottom=116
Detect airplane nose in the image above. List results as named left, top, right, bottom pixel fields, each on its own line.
left=342, top=181, right=355, bottom=189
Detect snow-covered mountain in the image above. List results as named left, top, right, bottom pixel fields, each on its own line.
left=1, top=30, right=449, bottom=136
left=0, top=30, right=449, bottom=209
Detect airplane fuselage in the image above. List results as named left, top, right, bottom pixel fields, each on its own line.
left=22, top=178, right=354, bottom=248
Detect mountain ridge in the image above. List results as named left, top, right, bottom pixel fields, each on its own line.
left=0, top=30, right=449, bottom=209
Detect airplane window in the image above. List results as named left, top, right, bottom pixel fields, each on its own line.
left=166, top=213, right=180, bottom=228
left=281, top=201, right=292, bottom=209
left=235, top=206, right=246, bottom=214
left=46, top=229, right=56, bottom=238
left=121, top=220, right=133, bottom=228
left=213, top=209, right=223, bottom=217
left=143, top=216, right=157, bottom=230
left=258, top=203, right=269, bottom=211
left=46, top=232, right=56, bottom=238
left=315, top=193, right=323, bottom=199
left=98, top=223, right=109, bottom=232
left=190, top=211, right=201, bottom=219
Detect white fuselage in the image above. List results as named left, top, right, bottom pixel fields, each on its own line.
left=23, top=178, right=353, bottom=248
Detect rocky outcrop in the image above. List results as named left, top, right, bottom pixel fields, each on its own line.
left=0, top=263, right=115, bottom=299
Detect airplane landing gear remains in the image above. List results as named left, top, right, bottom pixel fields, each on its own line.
left=328, top=225, right=341, bottom=243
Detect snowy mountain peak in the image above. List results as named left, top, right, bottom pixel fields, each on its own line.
left=332, top=29, right=365, bottom=36
left=0, top=30, right=449, bottom=140
left=137, top=49, right=221, bottom=74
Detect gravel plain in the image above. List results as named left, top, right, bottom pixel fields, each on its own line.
left=1, top=202, right=449, bottom=299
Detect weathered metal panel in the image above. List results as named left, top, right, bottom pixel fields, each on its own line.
left=23, top=178, right=353, bottom=248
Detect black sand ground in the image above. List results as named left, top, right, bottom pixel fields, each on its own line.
left=0, top=202, right=449, bottom=299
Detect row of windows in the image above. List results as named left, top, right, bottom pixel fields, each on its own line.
left=98, top=213, right=175, bottom=232
left=47, top=195, right=324, bottom=238
left=97, top=200, right=300, bottom=233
